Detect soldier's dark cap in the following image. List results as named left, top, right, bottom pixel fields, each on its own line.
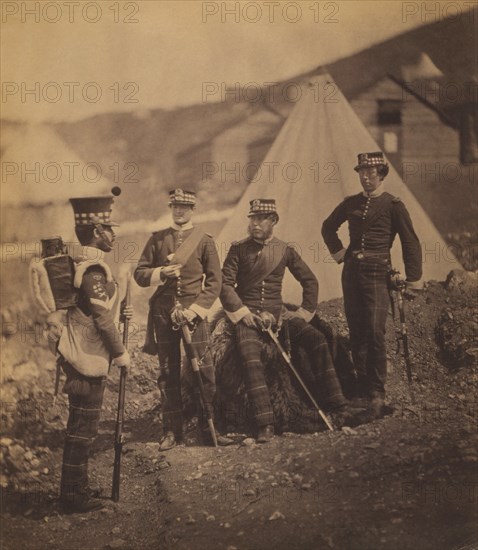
left=247, top=199, right=279, bottom=220
left=354, top=152, right=389, bottom=172
left=69, top=195, right=119, bottom=227
left=168, top=188, right=196, bottom=206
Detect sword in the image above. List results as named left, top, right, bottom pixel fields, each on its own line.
left=180, top=323, right=218, bottom=447
left=263, top=326, right=334, bottom=432
left=389, top=269, right=415, bottom=403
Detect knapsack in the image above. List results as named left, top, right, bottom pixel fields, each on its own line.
left=29, top=236, right=78, bottom=314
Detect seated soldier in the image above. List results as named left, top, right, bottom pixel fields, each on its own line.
left=220, top=199, right=358, bottom=442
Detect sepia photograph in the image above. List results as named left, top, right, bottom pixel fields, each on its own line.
left=1, top=1, right=477, bottom=548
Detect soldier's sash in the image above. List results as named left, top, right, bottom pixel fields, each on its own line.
left=169, top=226, right=206, bottom=266
left=143, top=226, right=206, bottom=355
left=240, top=238, right=288, bottom=289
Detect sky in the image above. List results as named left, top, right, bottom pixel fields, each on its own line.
left=1, top=0, right=475, bottom=121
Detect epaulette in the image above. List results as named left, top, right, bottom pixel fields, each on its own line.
left=392, top=196, right=402, bottom=203
left=152, top=227, right=168, bottom=236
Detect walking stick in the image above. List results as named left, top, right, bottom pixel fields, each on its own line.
left=264, top=326, right=334, bottom=432
left=112, top=272, right=131, bottom=502
left=180, top=323, right=218, bottom=447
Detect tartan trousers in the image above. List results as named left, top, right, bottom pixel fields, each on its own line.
left=60, top=364, right=106, bottom=503
left=235, top=323, right=274, bottom=428
left=153, top=295, right=215, bottom=436
left=342, top=258, right=390, bottom=397
left=287, top=317, right=347, bottom=410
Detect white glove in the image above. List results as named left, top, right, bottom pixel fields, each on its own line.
left=113, top=350, right=130, bottom=368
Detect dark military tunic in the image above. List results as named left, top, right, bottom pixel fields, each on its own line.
left=221, top=236, right=346, bottom=427
left=134, top=224, right=222, bottom=437
left=221, top=236, right=318, bottom=321
left=322, top=191, right=422, bottom=397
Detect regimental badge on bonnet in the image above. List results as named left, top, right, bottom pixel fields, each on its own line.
left=247, top=198, right=279, bottom=220
left=168, top=188, right=196, bottom=206
left=354, top=151, right=389, bottom=174
left=69, top=193, right=120, bottom=227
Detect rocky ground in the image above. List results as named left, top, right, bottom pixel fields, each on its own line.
left=1, top=270, right=477, bottom=550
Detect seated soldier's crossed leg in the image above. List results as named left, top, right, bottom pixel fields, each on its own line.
left=235, top=323, right=274, bottom=442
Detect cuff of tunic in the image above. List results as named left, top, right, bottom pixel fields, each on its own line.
left=297, top=307, right=315, bottom=323
left=225, top=306, right=251, bottom=324
left=189, top=303, right=208, bottom=319
left=405, top=279, right=423, bottom=290
left=150, top=267, right=165, bottom=286
left=332, top=248, right=346, bottom=264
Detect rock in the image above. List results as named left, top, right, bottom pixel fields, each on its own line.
left=7, top=444, right=25, bottom=471
left=445, top=270, right=478, bottom=292
left=341, top=427, right=358, bottom=435
left=269, top=510, right=285, bottom=521
left=0, top=438, right=13, bottom=447
left=185, top=515, right=196, bottom=525
left=111, top=527, right=121, bottom=534
left=206, top=514, right=215, bottom=521
left=242, top=438, right=255, bottom=446
left=24, top=451, right=34, bottom=461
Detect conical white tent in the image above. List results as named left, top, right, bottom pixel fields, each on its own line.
left=217, top=73, right=461, bottom=304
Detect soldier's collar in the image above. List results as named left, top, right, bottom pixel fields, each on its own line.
left=171, top=221, right=193, bottom=231
left=253, top=236, right=274, bottom=245
left=362, top=185, right=385, bottom=198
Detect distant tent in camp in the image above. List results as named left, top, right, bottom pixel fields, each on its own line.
left=1, top=122, right=112, bottom=242
left=217, top=73, right=462, bottom=304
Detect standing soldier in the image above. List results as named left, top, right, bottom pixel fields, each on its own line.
left=58, top=193, right=131, bottom=513
left=322, top=152, right=422, bottom=422
left=134, top=189, right=232, bottom=450
left=221, top=199, right=355, bottom=442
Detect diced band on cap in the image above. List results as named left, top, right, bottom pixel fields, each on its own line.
left=69, top=195, right=119, bottom=227
left=168, top=188, right=196, bottom=206
left=354, top=151, right=389, bottom=172
left=247, top=198, right=278, bottom=217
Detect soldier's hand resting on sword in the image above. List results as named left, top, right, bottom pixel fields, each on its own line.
left=241, top=313, right=263, bottom=328
left=170, top=305, right=198, bottom=326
